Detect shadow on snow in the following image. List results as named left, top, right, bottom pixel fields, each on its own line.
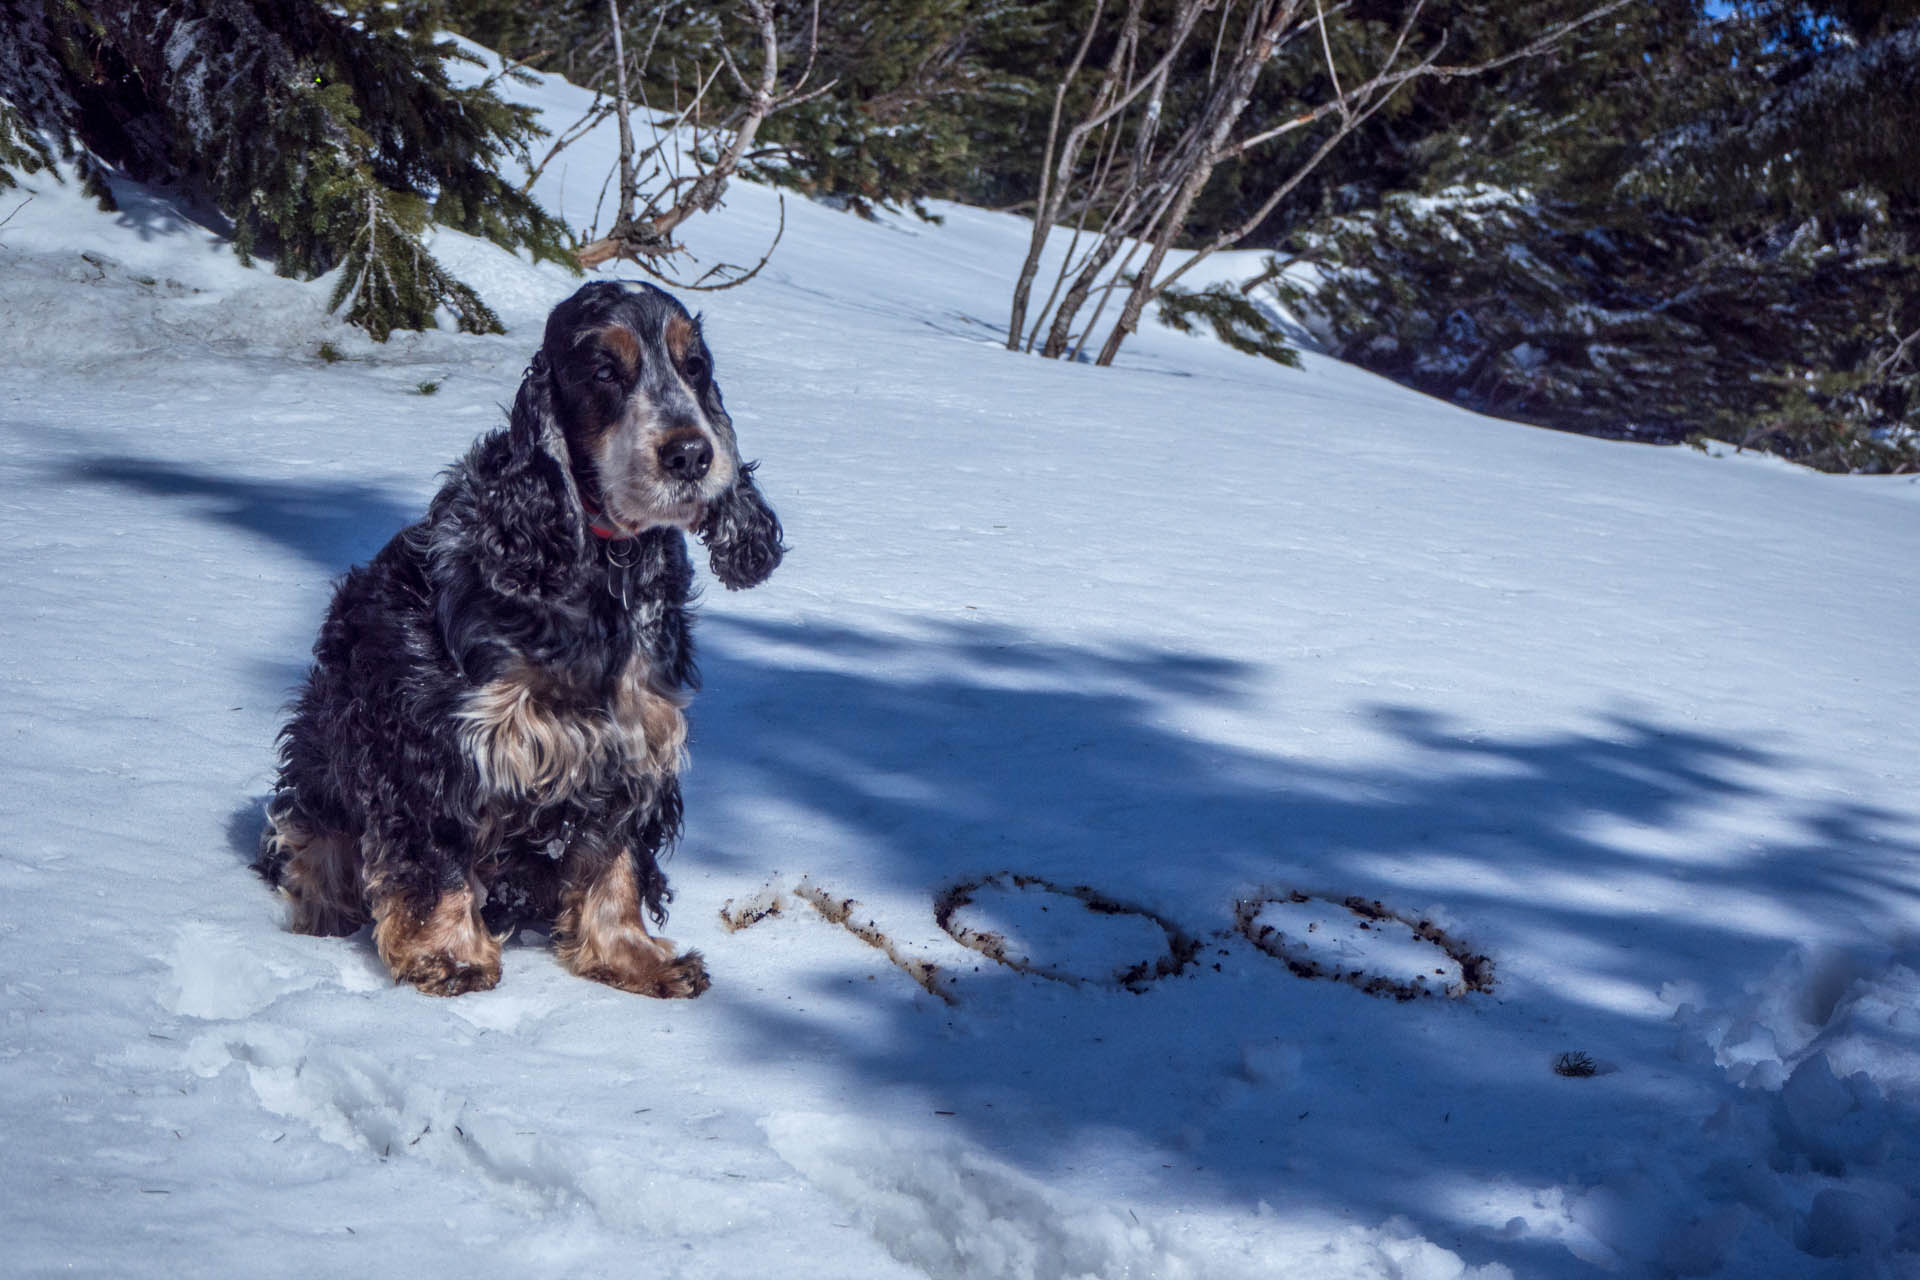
left=59, top=453, right=417, bottom=572
left=685, top=612, right=1920, bottom=1275
left=93, top=454, right=1917, bottom=1273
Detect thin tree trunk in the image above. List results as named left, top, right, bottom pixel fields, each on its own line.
left=1040, top=220, right=1133, bottom=358
left=1096, top=3, right=1297, bottom=364
left=609, top=0, right=637, bottom=230
left=1010, top=0, right=1211, bottom=353
left=1015, top=0, right=1632, bottom=369
left=1007, top=0, right=1110, bottom=350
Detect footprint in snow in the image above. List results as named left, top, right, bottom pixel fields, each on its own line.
left=161, top=922, right=323, bottom=1019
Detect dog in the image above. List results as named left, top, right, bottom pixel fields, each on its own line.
left=255, top=280, right=783, bottom=997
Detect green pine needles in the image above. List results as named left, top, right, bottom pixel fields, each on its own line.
left=1276, top=2, right=1919, bottom=474
left=331, top=181, right=503, bottom=341
left=1156, top=284, right=1300, bottom=368
left=0, top=99, right=51, bottom=193
left=0, top=0, right=574, bottom=340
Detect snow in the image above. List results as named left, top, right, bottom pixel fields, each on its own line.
left=5, top=40, right=1920, bottom=1279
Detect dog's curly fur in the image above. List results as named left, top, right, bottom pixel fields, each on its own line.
left=255, top=281, right=782, bottom=997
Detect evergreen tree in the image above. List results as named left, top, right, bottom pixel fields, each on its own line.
left=744, top=0, right=1057, bottom=217
left=450, top=0, right=1063, bottom=217
left=0, top=0, right=574, bottom=339
left=0, top=99, right=52, bottom=194
left=1279, top=1, right=1919, bottom=472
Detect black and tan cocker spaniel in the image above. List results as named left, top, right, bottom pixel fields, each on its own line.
left=256, top=281, right=783, bottom=997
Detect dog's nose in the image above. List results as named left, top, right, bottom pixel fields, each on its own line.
left=658, top=436, right=713, bottom=482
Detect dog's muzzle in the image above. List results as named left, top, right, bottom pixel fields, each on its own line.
left=658, top=434, right=713, bottom=483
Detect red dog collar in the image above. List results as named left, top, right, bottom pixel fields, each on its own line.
left=578, top=495, right=627, bottom=540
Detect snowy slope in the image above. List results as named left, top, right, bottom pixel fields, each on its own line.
left=4, top=45, right=1920, bottom=1280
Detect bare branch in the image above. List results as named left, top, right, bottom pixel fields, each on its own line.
left=608, top=0, right=638, bottom=225
left=787, top=0, right=825, bottom=100
left=574, top=0, right=822, bottom=280
left=716, top=33, right=752, bottom=98
left=1006, top=0, right=1112, bottom=349
left=1062, top=1, right=1215, bottom=147
left=1314, top=0, right=1348, bottom=122
left=1223, top=0, right=1625, bottom=165
left=1875, top=324, right=1920, bottom=381
left=1425, top=0, right=1629, bottom=79
left=1009, top=0, right=1222, bottom=351
left=0, top=193, right=33, bottom=237
left=1156, top=65, right=1413, bottom=298
left=518, top=93, right=614, bottom=196
left=1074, top=0, right=1630, bottom=366
left=625, top=195, right=788, bottom=293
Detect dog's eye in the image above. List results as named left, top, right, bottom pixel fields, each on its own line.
left=594, top=365, right=619, bottom=383
left=684, top=355, right=708, bottom=382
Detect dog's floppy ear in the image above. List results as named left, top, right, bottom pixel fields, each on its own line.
left=698, top=463, right=784, bottom=591
left=509, top=351, right=565, bottom=461
left=506, top=348, right=585, bottom=519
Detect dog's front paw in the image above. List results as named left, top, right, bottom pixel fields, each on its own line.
left=580, top=948, right=709, bottom=999
left=653, top=949, right=711, bottom=999
left=373, top=883, right=503, bottom=997
left=396, top=953, right=503, bottom=997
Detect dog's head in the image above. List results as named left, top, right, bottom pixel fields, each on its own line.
left=516, top=280, right=783, bottom=590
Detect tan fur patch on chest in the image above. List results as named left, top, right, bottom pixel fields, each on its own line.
left=457, top=665, right=614, bottom=796
left=612, top=654, right=688, bottom=778
left=457, top=656, right=685, bottom=798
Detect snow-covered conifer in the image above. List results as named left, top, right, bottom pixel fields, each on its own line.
left=0, top=0, right=572, bottom=339
left=1284, top=1, right=1918, bottom=472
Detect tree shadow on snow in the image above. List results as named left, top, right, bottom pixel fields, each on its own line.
left=59, top=442, right=1909, bottom=1274
left=97, top=169, right=237, bottom=245
left=57, top=454, right=417, bottom=571
left=683, top=612, right=1920, bottom=1276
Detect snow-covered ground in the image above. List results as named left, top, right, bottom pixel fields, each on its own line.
left=4, top=46, right=1920, bottom=1280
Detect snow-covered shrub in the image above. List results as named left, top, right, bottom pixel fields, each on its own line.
left=1280, top=183, right=1919, bottom=473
